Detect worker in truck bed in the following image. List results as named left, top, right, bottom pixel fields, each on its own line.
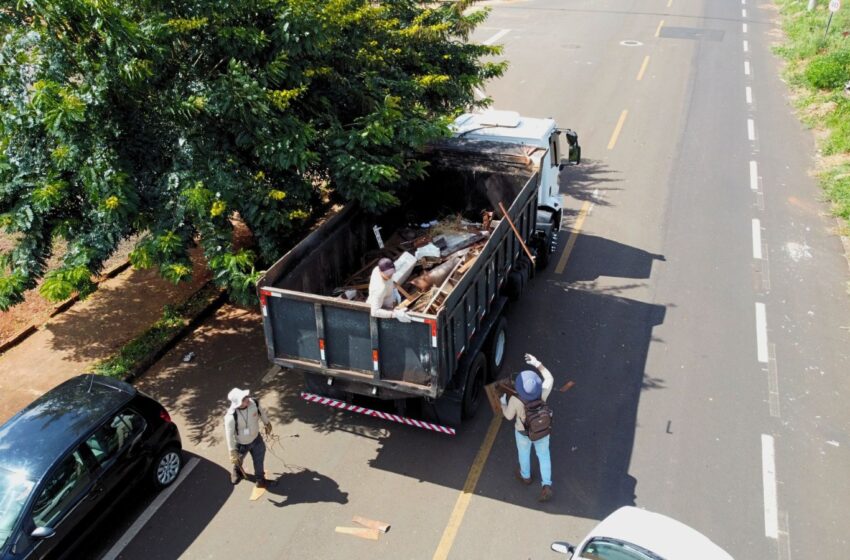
left=367, top=257, right=412, bottom=322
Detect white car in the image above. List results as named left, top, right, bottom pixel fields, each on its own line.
left=551, top=506, right=734, bottom=560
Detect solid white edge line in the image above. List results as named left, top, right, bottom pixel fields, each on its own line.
left=755, top=302, right=769, bottom=363
left=102, top=457, right=201, bottom=560
left=745, top=60, right=751, bottom=75
left=483, top=29, right=511, bottom=46
left=762, top=434, right=779, bottom=539
left=743, top=23, right=748, bottom=33
left=750, top=160, right=759, bottom=191
left=748, top=119, right=755, bottom=141
left=752, top=219, right=763, bottom=259
left=746, top=86, right=753, bottom=104
left=743, top=40, right=749, bottom=52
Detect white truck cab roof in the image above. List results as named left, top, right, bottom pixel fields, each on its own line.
left=451, top=110, right=556, bottom=148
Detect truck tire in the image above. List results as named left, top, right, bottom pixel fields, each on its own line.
left=506, top=270, right=523, bottom=301
left=535, top=236, right=551, bottom=270
left=303, top=372, right=345, bottom=400
left=462, top=353, right=487, bottom=419
left=485, top=316, right=508, bottom=378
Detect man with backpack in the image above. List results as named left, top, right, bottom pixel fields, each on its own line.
left=224, top=387, right=275, bottom=488
left=500, top=353, right=555, bottom=502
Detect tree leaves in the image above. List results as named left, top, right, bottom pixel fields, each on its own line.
left=0, top=0, right=503, bottom=307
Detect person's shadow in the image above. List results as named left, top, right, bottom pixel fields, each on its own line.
left=264, top=467, right=349, bottom=507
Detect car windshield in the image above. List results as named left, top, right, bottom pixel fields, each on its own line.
left=0, top=467, right=35, bottom=550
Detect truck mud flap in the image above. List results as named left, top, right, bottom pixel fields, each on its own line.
left=301, top=392, right=456, bottom=436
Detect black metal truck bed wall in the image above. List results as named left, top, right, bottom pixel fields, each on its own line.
left=259, top=149, right=540, bottom=399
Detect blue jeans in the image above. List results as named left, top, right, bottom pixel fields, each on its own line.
left=515, top=431, right=551, bottom=487
left=236, top=435, right=266, bottom=479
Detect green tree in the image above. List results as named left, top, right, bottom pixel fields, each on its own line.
left=0, top=0, right=504, bottom=308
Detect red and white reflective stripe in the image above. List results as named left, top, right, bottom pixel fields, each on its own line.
left=372, top=349, right=379, bottom=372
left=319, top=339, right=326, bottom=361
left=425, top=319, right=438, bottom=348
left=300, top=392, right=456, bottom=436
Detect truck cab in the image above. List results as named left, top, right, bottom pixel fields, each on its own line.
left=451, top=110, right=580, bottom=268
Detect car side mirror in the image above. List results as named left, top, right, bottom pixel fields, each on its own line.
left=31, top=527, right=55, bottom=540
left=551, top=541, right=575, bottom=555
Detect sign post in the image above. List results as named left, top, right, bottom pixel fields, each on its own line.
left=826, top=0, right=840, bottom=37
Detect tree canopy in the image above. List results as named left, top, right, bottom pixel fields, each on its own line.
left=0, top=0, right=504, bottom=308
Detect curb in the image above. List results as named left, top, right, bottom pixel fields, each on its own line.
left=122, top=287, right=229, bottom=384
left=0, top=260, right=132, bottom=355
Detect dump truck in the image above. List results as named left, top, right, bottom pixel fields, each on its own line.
left=258, top=110, right=580, bottom=429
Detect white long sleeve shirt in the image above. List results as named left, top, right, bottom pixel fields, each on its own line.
left=366, top=266, right=398, bottom=319
left=223, top=399, right=270, bottom=451
left=501, top=365, right=554, bottom=432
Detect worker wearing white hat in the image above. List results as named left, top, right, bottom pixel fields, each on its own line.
left=224, top=388, right=274, bottom=487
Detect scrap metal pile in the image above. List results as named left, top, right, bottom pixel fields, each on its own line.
left=334, top=211, right=496, bottom=314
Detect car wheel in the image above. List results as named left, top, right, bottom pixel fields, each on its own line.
left=152, top=446, right=182, bottom=489
left=462, top=353, right=487, bottom=419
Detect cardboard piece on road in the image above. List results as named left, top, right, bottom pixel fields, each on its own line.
left=335, top=526, right=380, bottom=541
left=353, top=515, right=391, bottom=533
left=559, top=381, right=576, bottom=393
left=249, top=486, right=266, bottom=501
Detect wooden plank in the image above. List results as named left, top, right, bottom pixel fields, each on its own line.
left=457, top=255, right=478, bottom=275
left=424, top=258, right=464, bottom=313
left=484, top=382, right=503, bottom=415
left=558, top=380, right=576, bottom=393
left=249, top=486, right=266, bottom=501
left=353, top=515, right=391, bottom=533
left=335, top=526, right=381, bottom=540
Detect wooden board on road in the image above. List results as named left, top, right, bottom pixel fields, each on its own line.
left=335, top=526, right=381, bottom=540
left=353, top=515, right=391, bottom=533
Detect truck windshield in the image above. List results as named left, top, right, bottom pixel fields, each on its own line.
left=0, top=466, right=34, bottom=549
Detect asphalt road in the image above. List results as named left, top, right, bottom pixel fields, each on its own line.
left=82, top=1, right=850, bottom=559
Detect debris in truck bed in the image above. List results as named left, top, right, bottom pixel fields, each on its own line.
left=334, top=213, right=492, bottom=312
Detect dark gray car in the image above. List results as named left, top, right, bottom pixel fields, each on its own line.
left=0, top=375, right=182, bottom=559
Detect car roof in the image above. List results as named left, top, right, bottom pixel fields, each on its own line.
left=0, top=375, right=135, bottom=480
left=588, top=507, right=734, bottom=560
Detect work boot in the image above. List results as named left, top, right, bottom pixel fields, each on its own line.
left=539, top=485, right=553, bottom=502
left=230, top=469, right=243, bottom=485
left=514, top=468, right=532, bottom=485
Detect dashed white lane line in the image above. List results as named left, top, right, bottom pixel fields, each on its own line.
left=483, top=29, right=511, bottom=45
left=745, top=60, right=751, bottom=75
left=743, top=39, right=749, bottom=52
left=762, top=434, right=779, bottom=539
left=746, top=86, right=753, bottom=104
left=752, top=219, right=763, bottom=259
left=743, top=23, right=748, bottom=33
left=750, top=160, right=759, bottom=190
left=102, top=457, right=201, bottom=560
left=742, top=8, right=748, bottom=17
left=748, top=118, right=755, bottom=141
left=755, top=302, right=769, bottom=363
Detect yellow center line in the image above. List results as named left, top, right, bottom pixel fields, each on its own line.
left=554, top=200, right=592, bottom=275
left=636, top=55, right=650, bottom=81
left=655, top=19, right=665, bottom=37
left=607, top=109, right=628, bottom=150
left=432, top=415, right=502, bottom=560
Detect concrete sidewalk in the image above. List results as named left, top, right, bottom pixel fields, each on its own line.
left=0, top=260, right=210, bottom=423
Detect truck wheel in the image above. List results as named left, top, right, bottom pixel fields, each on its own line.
left=304, top=372, right=345, bottom=400
left=506, top=271, right=523, bottom=301
left=485, top=316, right=508, bottom=378
left=462, top=353, right=487, bottom=419
left=535, top=237, right=551, bottom=270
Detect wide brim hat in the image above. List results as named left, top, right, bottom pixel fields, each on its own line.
left=227, top=388, right=250, bottom=413
left=514, top=370, right=542, bottom=401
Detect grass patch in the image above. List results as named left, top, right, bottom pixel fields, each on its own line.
left=89, top=284, right=222, bottom=379
left=775, top=0, right=850, bottom=230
